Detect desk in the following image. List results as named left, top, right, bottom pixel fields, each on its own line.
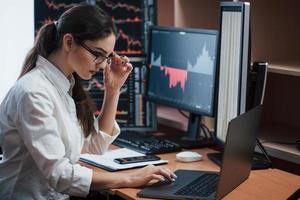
left=84, top=147, right=300, bottom=200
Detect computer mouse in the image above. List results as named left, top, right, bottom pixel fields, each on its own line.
left=176, top=151, right=203, bottom=162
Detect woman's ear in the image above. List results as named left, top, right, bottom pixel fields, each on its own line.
left=62, top=33, right=74, bottom=52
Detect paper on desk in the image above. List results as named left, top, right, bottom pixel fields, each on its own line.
left=80, top=148, right=168, bottom=172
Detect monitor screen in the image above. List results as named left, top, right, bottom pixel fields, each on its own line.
left=147, top=26, right=218, bottom=117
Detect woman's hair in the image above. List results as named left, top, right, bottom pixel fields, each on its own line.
left=19, top=4, right=116, bottom=137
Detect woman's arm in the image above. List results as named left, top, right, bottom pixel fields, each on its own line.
left=98, top=54, right=132, bottom=135
left=98, top=89, right=120, bottom=135
left=90, top=165, right=177, bottom=190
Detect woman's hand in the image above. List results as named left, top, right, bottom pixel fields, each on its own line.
left=103, top=52, right=133, bottom=93
left=124, top=165, right=177, bottom=188
left=98, top=52, right=132, bottom=135
left=91, top=164, right=177, bottom=191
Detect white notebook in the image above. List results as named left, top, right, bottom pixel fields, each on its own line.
left=80, top=148, right=168, bottom=172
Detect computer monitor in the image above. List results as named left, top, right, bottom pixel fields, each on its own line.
left=146, top=26, right=219, bottom=147
left=208, top=2, right=271, bottom=170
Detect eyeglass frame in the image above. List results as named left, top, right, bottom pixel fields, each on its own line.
left=75, top=38, right=113, bottom=64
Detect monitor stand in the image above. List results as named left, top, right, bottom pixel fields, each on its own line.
left=207, top=139, right=272, bottom=170
left=172, top=113, right=215, bottom=149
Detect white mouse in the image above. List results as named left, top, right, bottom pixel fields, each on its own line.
left=176, top=151, right=203, bottom=162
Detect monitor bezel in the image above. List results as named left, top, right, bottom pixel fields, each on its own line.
left=145, top=25, right=219, bottom=117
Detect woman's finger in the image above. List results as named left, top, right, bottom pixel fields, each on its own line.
left=150, top=174, right=165, bottom=182
left=125, top=63, right=133, bottom=72
left=162, top=167, right=177, bottom=180
left=111, top=54, right=123, bottom=65
left=150, top=166, right=173, bottom=181
left=120, top=55, right=130, bottom=63
left=111, top=53, right=130, bottom=65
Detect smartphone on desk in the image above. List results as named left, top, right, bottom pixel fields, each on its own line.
left=113, top=155, right=161, bottom=164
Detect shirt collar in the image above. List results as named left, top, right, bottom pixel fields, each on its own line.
left=36, top=55, right=75, bottom=95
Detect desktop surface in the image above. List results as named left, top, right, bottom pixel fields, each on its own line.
left=80, top=147, right=300, bottom=200
left=84, top=108, right=300, bottom=199
left=137, top=106, right=261, bottom=200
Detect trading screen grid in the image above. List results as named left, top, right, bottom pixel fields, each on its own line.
left=34, top=0, right=156, bottom=130
left=34, top=0, right=148, bottom=55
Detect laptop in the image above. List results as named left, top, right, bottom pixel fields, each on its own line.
left=137, top=105, right=262, bottom=200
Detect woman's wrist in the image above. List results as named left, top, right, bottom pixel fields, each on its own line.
left=105, top=87, right=120, bottom=96
left=91, top=171, right=129, bottom=190
left=112, top=173, right=131, bottom=188
left=122, top=173, right=134, bottom=188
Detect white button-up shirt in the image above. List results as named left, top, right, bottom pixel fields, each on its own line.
left=0, top=55, right=120, bottom=200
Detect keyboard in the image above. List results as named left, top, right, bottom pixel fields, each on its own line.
left=113, top=131, right=181, bottom=154
left=175, top=173, right=219, bottom=197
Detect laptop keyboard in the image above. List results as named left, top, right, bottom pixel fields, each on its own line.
left=175, top=173, right=219, bottom=197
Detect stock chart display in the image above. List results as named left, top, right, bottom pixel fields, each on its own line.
left=34, top=0, right=85, bottom=32
left=147, top=28, right=218, bottom=116
left=96, top=0, right=145, bottom=55
left=35, top=0, right=146, bottom=55
left=82, top=58, right=154, bottom=129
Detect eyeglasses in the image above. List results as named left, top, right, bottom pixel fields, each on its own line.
left=76, top=40, right=112, bottom=64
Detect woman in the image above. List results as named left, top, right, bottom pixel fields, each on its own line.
left=0, top=4, right=176, bottom=200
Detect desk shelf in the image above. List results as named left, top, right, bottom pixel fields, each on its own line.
left=268, top=64, right=300, bottom=77
left=259, top=69, right=300, bottom=168
left=258, top=125, right=300, bottom=165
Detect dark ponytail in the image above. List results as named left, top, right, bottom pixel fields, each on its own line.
left=20, top=4, right=116, bottom=137
left=20, top=22, right=58, bottom=77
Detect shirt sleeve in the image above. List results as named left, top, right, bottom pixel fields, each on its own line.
left=82, top=116, right=120, bottom=155
left=16, top=91, right=92, bottom=197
